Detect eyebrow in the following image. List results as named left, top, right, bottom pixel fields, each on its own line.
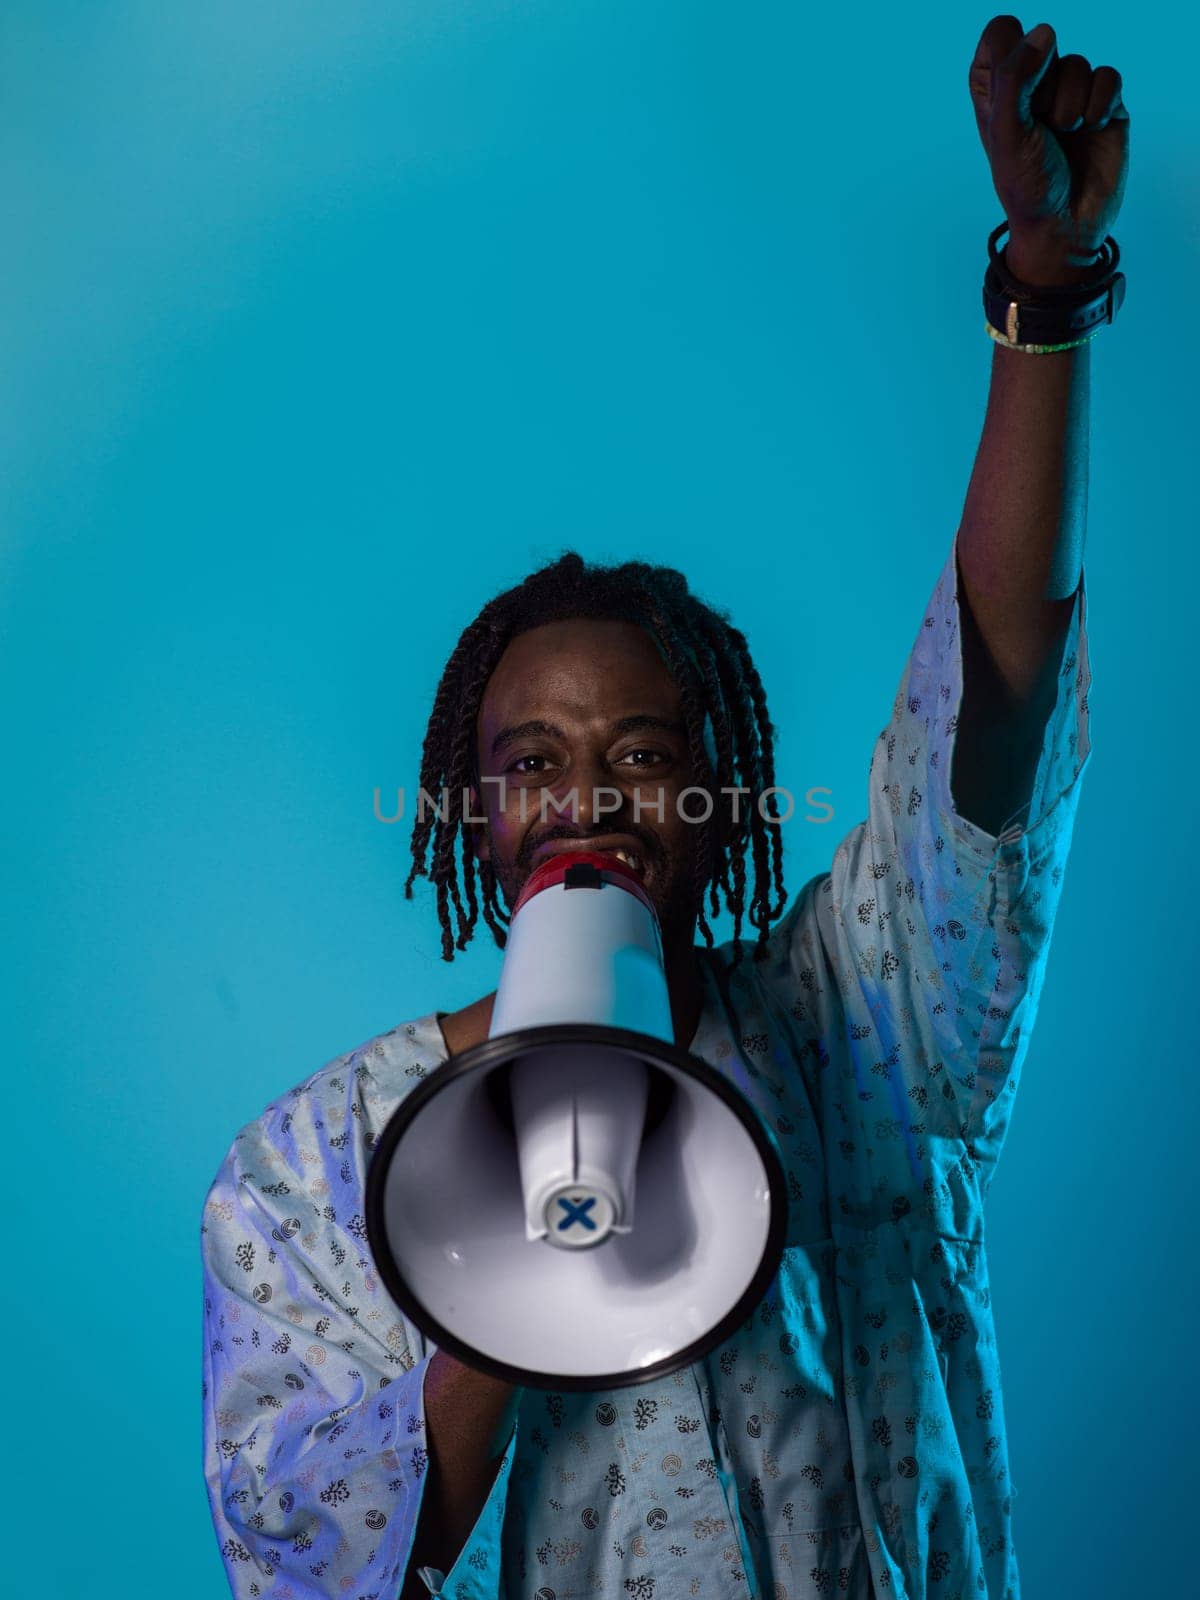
left=490, top=714, right=687, bottom=757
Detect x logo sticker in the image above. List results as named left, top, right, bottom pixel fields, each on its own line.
left=556, top=1195, right=597, bottom=1233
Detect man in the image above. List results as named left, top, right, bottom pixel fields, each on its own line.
left=201, top=16, right=1127, bottom=1598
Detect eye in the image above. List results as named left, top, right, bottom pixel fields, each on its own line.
left=620, top=748, right=669, bottom=768
left=508, top=753, right=553, bottom=775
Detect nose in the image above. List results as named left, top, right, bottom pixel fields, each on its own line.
left=547, top=750, right=629, bottom=829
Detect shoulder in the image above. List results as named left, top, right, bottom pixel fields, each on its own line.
left=209, top=1011, right=448, bottom=1193
left=705, top=865, right=834, bottom=991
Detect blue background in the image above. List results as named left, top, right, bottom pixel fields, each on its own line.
left=3, top=2, right=1192, bottom=1594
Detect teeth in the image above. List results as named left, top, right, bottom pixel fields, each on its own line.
left=612, top=848, right=641, bottom=874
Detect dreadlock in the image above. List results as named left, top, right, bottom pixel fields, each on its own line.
left=404, top=551, right=788, bottom=971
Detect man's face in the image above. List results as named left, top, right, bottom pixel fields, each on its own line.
left=469, top=618, right=717, bottom=950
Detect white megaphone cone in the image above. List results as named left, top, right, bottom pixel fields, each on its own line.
left=366, top=850, right=787, bottom=1392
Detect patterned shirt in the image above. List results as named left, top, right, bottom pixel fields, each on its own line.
left=201, top=532, right=1092, bottom=1600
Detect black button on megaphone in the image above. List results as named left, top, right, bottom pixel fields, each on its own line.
left=365, top=849, right=788, bottom=1392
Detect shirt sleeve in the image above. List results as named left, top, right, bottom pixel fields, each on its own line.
left=201, top=1087, right=520, bottom=1600
left=766, top=530, right=1093, bottom=1196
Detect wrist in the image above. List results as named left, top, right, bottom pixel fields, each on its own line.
left=1003, top=239, right=1105, bottom=289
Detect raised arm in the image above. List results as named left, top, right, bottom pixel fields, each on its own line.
left=953, top=16, right=1129, bottom=835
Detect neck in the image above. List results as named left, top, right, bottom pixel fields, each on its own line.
left=662, top=934, right=706, bottom=1050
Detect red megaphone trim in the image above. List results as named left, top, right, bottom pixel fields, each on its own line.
left=512, top=849, right=656, bottom=919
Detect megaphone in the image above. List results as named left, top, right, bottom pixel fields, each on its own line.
left=365, top=849, right=787, bottom=1392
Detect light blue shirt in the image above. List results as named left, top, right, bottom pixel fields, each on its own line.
left=202, top=533, right=1091, bottom=1599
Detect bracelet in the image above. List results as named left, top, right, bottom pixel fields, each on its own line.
left=984, top=319, right=1102, bottom=355
left=982, top=220, right=1125, bottom=354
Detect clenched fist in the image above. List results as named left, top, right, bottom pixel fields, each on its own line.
left=969, top=15, right=1130, bottom=277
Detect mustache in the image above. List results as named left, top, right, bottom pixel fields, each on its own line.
left=516, top=826, right=663, bottom=871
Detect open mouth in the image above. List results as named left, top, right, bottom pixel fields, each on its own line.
left=607, top=846, right=646, bottom=880
left=533, top=840, right=651, bottom=882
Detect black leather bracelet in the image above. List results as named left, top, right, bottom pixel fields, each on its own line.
left=983, top=220, right=1126, bottom=348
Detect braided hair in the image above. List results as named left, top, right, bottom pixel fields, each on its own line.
left=404, top=551, right=788, bottom=969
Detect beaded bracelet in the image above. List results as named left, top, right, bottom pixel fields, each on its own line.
left=984, top=318, right=1103, bottom=355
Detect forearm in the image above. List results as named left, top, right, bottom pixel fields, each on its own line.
left=955, top=330, right=1090, bottom=705
left=950, top=246, right=1096, bottom=835
left=403, top=1350, right=523, bottom=1599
